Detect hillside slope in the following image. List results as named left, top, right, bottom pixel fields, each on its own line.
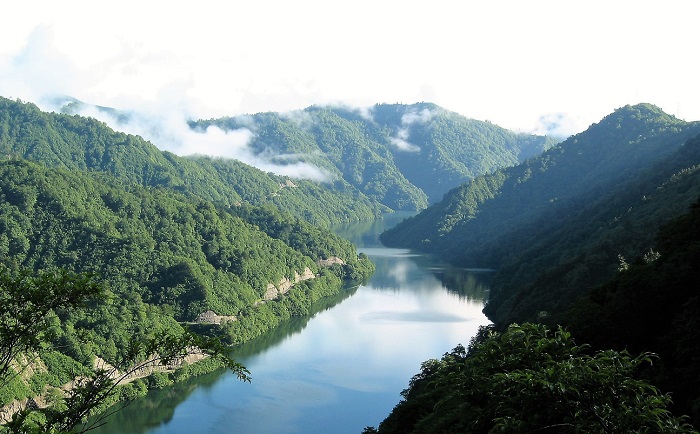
left=381, top=104, right=700, bottom=259
left=0, top=97, right=384, bottom=226
left=381, top=104, right=700, bottom=325
left=193, top=102, right=557, bottom=209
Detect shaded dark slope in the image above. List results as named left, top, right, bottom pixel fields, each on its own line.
left=381, top=104, right=700, bottom=263
left=561, top=198, right=700, bottom=426
left=485, top=133, right=700, bottom=325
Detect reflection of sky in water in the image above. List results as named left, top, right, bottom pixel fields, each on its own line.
left=181, top=248, right=491, bottom=434
left=90, top=213, right=492, bottom=434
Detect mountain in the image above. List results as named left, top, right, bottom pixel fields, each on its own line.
left=371, top=104, right=700, bottom=429
left=381, top=102, right=700, bottom=330
left=192, top=102, right=558, bottom=209
left=0, top=156, right=373, bottom=326
left=382, top=103, right=700, bottom=259
left=0, top=97, right=384, bottom=227
left=0, top=97, right=379, bottom=416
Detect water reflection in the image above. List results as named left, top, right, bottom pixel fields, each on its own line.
left=87, top=213, right=491, bottom=434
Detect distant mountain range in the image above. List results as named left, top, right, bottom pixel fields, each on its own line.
left=193, top=102, right=558, bottom=209
left=42, top=97, right=559, bottom=220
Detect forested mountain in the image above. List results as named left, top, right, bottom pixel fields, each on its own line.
left=374, top=104, right=700, bottom=428
left=381, top=104, right=700, bottom=299
left=0, top=97, right=384, bottom=227
left=0, top=97, right=379, bottom=427
left=193, top=102, right=557, bottom=208
left=0, top=156, right=373, bottom=336
left=562, top=198, right=700, bottom=425
left=0, top=157, right=375, bottom=429
left=369, top=199, right=700, bottom=432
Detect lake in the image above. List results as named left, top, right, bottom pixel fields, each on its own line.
left=87, top=212, right=491, bottom=433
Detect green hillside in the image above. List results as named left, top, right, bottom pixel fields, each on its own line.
left=0, top=97, right=384, bottom=227
left=381, top=104, right=700, bottom=263
left=194, top=102, right=557, bottom=209
left=0, top=158, right=374, bottom=424
left=373, top=104, right=700, bottom=428
left=484, top=133, right=700, bottom=326
left=0, top=158, right=371, bottom=324
left=369, top=198, right=700, bottom=432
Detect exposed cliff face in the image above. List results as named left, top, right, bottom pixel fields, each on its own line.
left=316, top=256, right=345, bottom=267
left=194, top=310, right=237, bottom=325
left=263, top=267, right=316, bottom=301
left=0, top=352, right=209, bottom=423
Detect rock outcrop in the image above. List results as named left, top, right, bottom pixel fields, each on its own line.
left=316, top=256, right=345, bottom=267
left=262, top=267, right=316, bottom=301
left=194, top=310, right=237, bottom=325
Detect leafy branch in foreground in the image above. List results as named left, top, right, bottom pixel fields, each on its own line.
left=368, top=323, right=696, bottom=434
left=0, top=269, right=249, bottom=434
left=0, top=268, right=102, bottom=389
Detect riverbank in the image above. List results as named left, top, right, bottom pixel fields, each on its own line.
left=83, top=213, right=491, bottom=434
left=1, top=256, right=374, bottom=428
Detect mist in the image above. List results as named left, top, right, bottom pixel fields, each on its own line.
left=43, top=97, right=333, bottom=182
left=389, top=107, right=435, bottom=153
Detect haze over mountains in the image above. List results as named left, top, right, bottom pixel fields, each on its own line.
left=3, top=94, right=700, bottom=430
left=52, top=97, right=558, bottom=211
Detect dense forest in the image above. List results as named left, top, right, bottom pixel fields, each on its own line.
left=3, top=95, right=699, bottom=432
left=0, top=97, right=385, bottom=227
left=373, top=104, right=700, bottom=430
left=0, top=98, right=377, bottom=432
left=192, top=102, right=557, bottom=208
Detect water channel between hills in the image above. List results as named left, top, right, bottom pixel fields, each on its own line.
left=88, top=212, right=492, bottom=434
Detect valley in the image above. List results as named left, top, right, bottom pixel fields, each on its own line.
left=1, top=98, right=699, bottom=432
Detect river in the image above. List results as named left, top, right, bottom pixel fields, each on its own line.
left=87, top=212, right=491, bottom=433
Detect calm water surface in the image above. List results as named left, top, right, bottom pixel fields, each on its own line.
left=88, top=213, right=491, bottom=433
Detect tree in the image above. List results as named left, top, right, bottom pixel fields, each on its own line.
left=0, top=268, right=249, bottom=434
left=0, top=268, right=101, bottom=387
left=371, top=324, right=696, bottom=434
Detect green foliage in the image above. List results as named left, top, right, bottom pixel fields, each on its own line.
left=0, top=269, right=101, bottom=391
left=0, top=96, right=384, bottom=227
left=382, top=104, right=700, bottom=256
left=0, top=267, right=250, bottom=434
left=562, top=199, right=700, bottom=426
left=0, top=160, right=372, bottom=431
left=0, top=158, right=370, bottom=323
left=381, top=105, right=700, bottom=325
left=377, top=105, right=700, bottom=430
left=193, top=102, right=556, bottom=210
left=371, top=324, right=696, bottom=434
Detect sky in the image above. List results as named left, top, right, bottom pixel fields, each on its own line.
left=1, top=0, right=698, bottom=162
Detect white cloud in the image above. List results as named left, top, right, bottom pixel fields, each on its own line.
left=1, top=0, right=699, bottom=142
left=389, top=108, right=435, bottom=153
left=531, top=113, right=585, bottom=139
left=45, top=98, right=332, bottom=181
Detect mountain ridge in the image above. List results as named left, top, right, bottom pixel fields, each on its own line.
left=192, top=102, right=558, bottom=209
left=380, top=103, right=700, bottom=263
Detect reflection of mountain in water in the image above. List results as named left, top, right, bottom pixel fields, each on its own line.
left=430, top=266, right=491, bottom=300
left=82, top=370, right=223, bottom=434
left=333, top=212, right=490, bottom=302
left=231, top=284, right=358, bottom=359
left=364, top=250, right=490, bottom=302
left=411, top=254, right=492, bottom=301
left=332, top=212, right=417, bottom=248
